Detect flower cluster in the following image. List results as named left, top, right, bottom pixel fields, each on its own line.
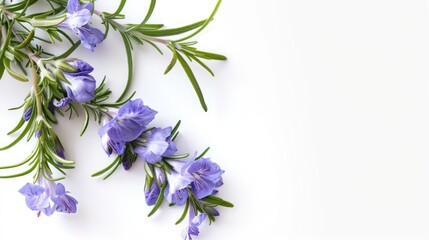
left=19, top=176, right=78, bottom=217
left=0, top=0, right=229, bottom=239
left=94, top=100, right=233, bottom=239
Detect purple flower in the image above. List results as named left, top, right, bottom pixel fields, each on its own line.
left=99, top=99, right=157, bottom=143
left=18, top=183, right=52, bottom=216
left=155, top=167, right=165, bottom=184
left=54, top=60, right=96, bottom=107
left=144, top=181, right=160, bottom=206
left=121, top=149, right=137, bottom=170
left=51, top=183, right=78, bottom=213
left=134, top=127, right=177, bottom=164
left=65, top=59, right=94, bottom=76
left=171, top=188, right=189, bottom=206
left=56, top=143, right=65, bottom=159
left=183, top=207, right=207, bottom=240
left=100, top=126, right=125, bottom=156
left=58, top=0, right=104, bottom=51
left=23, top=106, right=33, bottom=121
left=18, top=177, right=77, bottom=216
left=164, top=161, right=193, bottom=206
left=183, top=157, right=224, bottom=199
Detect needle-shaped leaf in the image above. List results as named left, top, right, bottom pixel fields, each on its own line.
left=0, top=147, right=38, bottom=169
left=176, top=0, right=222, bottom=42
left=0, top=162, right=37, bottom=178
left=189, top=55, right=214, bottom=76
left=126, top=0, right=156, bottom=32
left=7, top=117, right=25, bottom=135
left=175, top=199, right=190, bottom=225
left=201, top=195, right=234, bottom=208
left=15, top=29, right=34, bottom=49
left=80, top=105, right=90, bottom=136
left=3, top=58, right=28, bottom=81
left=195, top=147, right=210, bottom=160
left=91, top=155, right=121, bottom=178
left=52, top=40, right=81, bottom=60
left=116, top=33, right=134, bottom=102
left=139, top=19, right=206, bottom=37
left=108, top=0, right=127, bottom=19
left=148, top=185, right=166, bottom=217
left=0, top=114, right=33, bottom=150
left=176, top=52, right=207, bottom=111
left=164, top=45, right=177, bottom=74
left=5, top=0, right=37, bottom=12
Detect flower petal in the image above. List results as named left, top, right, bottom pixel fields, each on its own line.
left=66, top=0, right=80, bottom=13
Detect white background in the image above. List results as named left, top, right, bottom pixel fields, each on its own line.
left=1, top=0, right=429, bottom=239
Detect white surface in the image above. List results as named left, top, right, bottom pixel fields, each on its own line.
left=1, top=0, right=429, bottom=239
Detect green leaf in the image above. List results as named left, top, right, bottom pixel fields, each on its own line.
left=7, top=113, right=26, bottom=135
left=144, top=163, right=154, bottom=178
left=80, top=105, right=90, bottom=136
left=46, top=148, right=74, bottom=165
left=139, top=19, right=206, bottom=37
left=5, top=0, right=37, bottom=12
left=0, top=60, right=5, bottom=80
left=195, top=147, right=210, bottom=160
left=0, top=20, right=14, bottom=69
left=142, top=0, right=156, bottom=25
left=0, top=147, right=37, bottom=169
left=46, top=28, right=63, bottom=43
left=164, top=45, right=178, bottom=74
left=141, top=38, right=163, bottom=54
left=108, top=0, right=127, bottom=19
left=91, top=155, right=120, bottom=178
left=176, top=52, right=207, bottom=111
left=15, top=29, right=34, bottom=49
left=193, top=50, right=227, bottom=60
left=201, top=195, right=234, bottom=208
left=175, top=199, right=190, bottom=225
left=30, top=15, right=67, bottom=28
left=170, top=120, right=181, bottom=137
left=137, top=23, right=164, bottom=30
left=116, top=33, right=134, bottom=102
left=176, top=0, right=223, bottom=42
left=163, top=153, right=189, bottom=160
left=15, top=0, right=33, bottom=18
left=52, top=40, right=81, bottom=60
left=102, top=91, right=136, bottom=108
left=148, top=185, right=165, bottom=217
left=0, top=162, right=37, bottom=178
left=189, top=55, right=214, bottom=76
left=43, top=102, right=57, bottom=123
left=3, top=58, right=28, bottom=82
left=126, top=0, right=156, bottom=32
left=7, top=47, right=27, bottom=62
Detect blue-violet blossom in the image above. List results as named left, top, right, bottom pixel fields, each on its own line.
left=58, top=0, right=104, bottom=51
left=134, top=127, right=177, bottom=164
left=54, top=59, right=96, bottom=107
left=99, top=99, right=157, bottom=156
left=23, top=106, right=33, bottom=121
left=18, top=177, right=78, bottom=216
left=183, top=208, right=207, bottom=240
left=145, top=181, right=160, bottom=206
left=182, top=157, right=224, bottom=199
left=164, top=160, right=193, bottom=206
left=144, top=168, right=165, bottom=205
